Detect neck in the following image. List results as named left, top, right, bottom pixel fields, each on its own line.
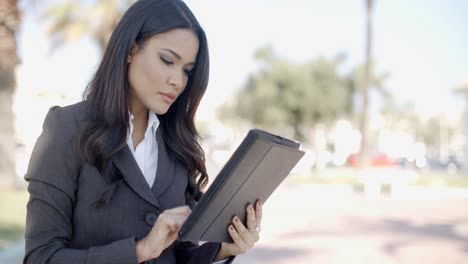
left=129, top=97, right=149, bottom=133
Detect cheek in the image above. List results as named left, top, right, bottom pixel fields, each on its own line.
left=178, top=74, right=190, bottom=92
left=141, top=60, right=161, bottom=84
left=127, top=64, right=140, bottom=92
left=129, top=61, right=162, bottom=94
left=147, top=67, right=165, bottom=86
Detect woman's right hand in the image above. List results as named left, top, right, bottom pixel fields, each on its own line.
left=136, top=205, right=191, bottom=263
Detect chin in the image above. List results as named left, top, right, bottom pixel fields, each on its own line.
left=150, top=106, right=170, bottom=115
left=152, top=109, right=167, bottom=115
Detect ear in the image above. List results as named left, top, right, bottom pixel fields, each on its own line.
left=127, top=43, right=140, bottom=63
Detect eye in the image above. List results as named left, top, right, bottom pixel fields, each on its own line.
left=160, top=56, right=173, bottom=65
left=184, top=69, right=193, bottom=77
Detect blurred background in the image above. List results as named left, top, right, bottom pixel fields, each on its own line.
left=1, top=0, right=468, bottom=263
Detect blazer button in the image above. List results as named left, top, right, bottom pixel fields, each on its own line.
left=146, top=213, right=157, bottom=226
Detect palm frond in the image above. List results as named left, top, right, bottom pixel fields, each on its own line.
left=40, top=0, right=136, bottom=54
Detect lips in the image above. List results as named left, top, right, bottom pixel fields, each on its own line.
left=159, top=92, right=176, bottom=103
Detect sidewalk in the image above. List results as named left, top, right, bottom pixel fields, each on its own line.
left=235, top=184, right=468, bottom=263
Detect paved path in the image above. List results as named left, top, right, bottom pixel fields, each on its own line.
left=236, top=184, right=468, bottom=263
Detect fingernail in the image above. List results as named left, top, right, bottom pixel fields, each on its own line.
left=229, top=225, right=234, bottom=231
left=235, top=217, right=239, bottom=222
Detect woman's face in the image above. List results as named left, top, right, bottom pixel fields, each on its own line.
left=127, top=28, right=200, bottom=115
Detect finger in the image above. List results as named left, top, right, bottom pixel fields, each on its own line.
left=255, top=200, right=263, bottom=227
left=232, top=216, right=254, bottom=247
left=252, top=230, right=260, bottom=242
left=167, top=222, right=179, bottom=233
left=228, top=224, right=248, bottom=253
left=160, top=212, right=189, bottom=224
left=164, top=205, right=191, bottom=216
left=246, top=203, right=257, bottom=231
left=159, top=214, right=188, bottom=232
left=238, top=212, right=260, bottom=243
left=159, top=215, right=177, bottom=232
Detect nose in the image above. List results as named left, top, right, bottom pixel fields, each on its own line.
left=168, top=69, right=184, bottom=91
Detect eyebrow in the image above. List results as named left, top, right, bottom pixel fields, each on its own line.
left=161, top=48, right=195, bottom=65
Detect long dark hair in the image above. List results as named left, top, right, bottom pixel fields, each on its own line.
left=78, top=0, right=209, bottom=201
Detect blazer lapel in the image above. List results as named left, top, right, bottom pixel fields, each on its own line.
left=112, top=145, right=161, bottom=209
left=151, top=128, right=176, bottom=199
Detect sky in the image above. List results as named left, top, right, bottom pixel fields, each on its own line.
left=14, top=0, right=468, bottom=144
left=186, top=0, right=468, bottom=121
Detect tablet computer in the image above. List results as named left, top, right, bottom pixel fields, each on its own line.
left=179, top=129, right=305, bottom=242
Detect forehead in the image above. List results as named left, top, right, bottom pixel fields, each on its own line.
left=146, top=28, right=199, bottom=62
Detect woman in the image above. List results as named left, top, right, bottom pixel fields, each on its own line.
left=23, top=0, right=262, bottom=263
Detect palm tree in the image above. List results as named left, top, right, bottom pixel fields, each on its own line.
left=346, top=60, right=389, bottom=111
left=41, top=0, right=136, bottom=55
left=0, top=0, right=20, bottom=187
left=358, top=0, right=374, bottom=167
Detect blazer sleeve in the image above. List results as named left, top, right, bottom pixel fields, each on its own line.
left=23, top=106, right=138, bottom=264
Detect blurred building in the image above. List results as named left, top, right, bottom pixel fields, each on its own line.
left=455, top=81, right=468, bottom=174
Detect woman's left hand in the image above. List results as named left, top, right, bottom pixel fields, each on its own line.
left=213, top=200, right=263, bottom=261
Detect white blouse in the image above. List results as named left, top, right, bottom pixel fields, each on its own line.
left=127, top=111, right=160, bottom=187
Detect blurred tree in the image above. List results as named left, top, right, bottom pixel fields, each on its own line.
left=422, top=116, right=455, bottom=159
left=346, top=60, right=390, bottom=119
left=0, top=0, right=20, bottom=187
left=41, top=0, right=136, bottom=55
left=357, top=0, right=374, bottom=167
left=381, top=99, right=456, bottom=159
left=424, top=117, right=442, bottom=154
left=219, top=46, right=351, bottom=142
left=381, top=99, right=425, bottom=139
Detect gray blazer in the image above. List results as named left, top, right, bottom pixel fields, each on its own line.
left=23, top=101, right=233, bottom=264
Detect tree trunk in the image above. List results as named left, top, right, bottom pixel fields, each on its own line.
left=0, top=89, right=15, bottom=187
left=0, top=0, right=20, bottom=188
left=358, top=0, right=373, bottom=167
left=291, top=109, right=304, bottom=141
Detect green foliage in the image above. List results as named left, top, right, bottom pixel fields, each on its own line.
left=0, top=223, right=23, bottom=249
left=222, top=46, right=353, bottom=141
left=0, top=190, right=28, bottom=249
left=219, top=46, right=392, bottom=142
left=380, top=99, right=456, bottom=152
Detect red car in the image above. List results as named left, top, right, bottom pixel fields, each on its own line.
left=347, top=153, right=397, bottom=167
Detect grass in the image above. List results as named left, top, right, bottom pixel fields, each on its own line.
left=0, top=189, right=29, bottom=250
left=410, top=170, right=468, bottom=188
